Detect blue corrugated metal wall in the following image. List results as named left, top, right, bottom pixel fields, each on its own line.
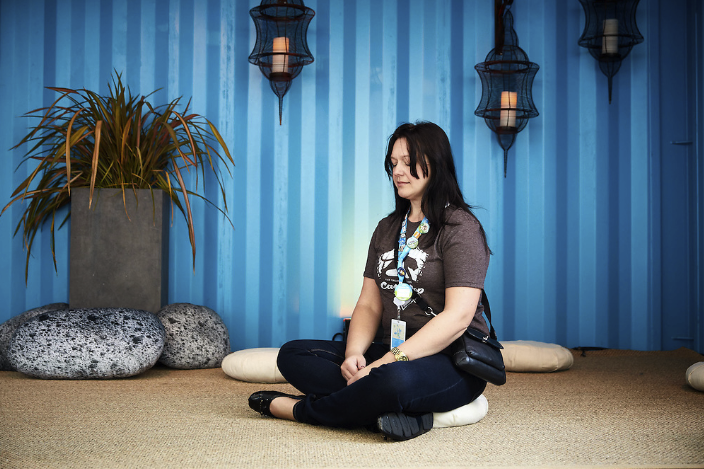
left=0, top=0, right=700, bottom=352
left=697, top=0, right=704, bottom=356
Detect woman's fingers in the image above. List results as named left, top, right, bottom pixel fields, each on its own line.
left=341, top=354, right=368, bottom=381
left=341, top=366, right=353, bottom=381
left=346, top=365, right=371, bottom=385
left=340, top=356, right=360, bottom=380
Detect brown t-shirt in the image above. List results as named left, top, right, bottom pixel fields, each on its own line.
left=363, top=206, right=490, bottom=346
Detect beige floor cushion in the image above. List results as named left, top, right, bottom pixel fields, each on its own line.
left=501, top=340, right=574, bottom=372
left=221, top=348, right=287, bottom=383
left=686, top=362, right=704, bottom=391
left=433, top=394, right=488, bottom=428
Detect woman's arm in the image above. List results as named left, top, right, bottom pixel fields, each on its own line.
left=346, top=286, right=480, bottom=384
left=391, top=286, right=480, bottom=359
left=394, top=212, right=487, bottom=360
left=341, top=277, right=384, bottom=381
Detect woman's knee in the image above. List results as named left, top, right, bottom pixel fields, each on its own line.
left=278, top=339, right=307, bottom=357
left=365, top=363, right=414, bottom=397
left=277, top=340, right=309, bottom=372
left=277, top=340, right=346, bottom=373
left=364, top=359, right=482, bottom=411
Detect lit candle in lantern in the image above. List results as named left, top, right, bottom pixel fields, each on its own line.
left=602, top=19, right=618, bottom=55
left=272, top=37, right=289, bottom=73
left=500, top=91, right=517, bottom=128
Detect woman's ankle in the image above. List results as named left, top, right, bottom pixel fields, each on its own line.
left=270, top=396, right=300, bottom=421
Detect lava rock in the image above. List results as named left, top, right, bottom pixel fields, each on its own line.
left=0, top=303, right=69, bottom=371
left=7, top=308, right=165, bottom=379
left=156, top=303, right=230, bottom=369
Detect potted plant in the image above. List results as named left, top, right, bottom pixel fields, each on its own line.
left=2, top=72, right=233, bottom=309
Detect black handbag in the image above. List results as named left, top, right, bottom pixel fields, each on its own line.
left=414, top=290, right=506, bottom=386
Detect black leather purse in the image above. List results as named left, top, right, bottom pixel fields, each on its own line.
left=451, top=290, right=506, bottom=385
left=414, top=290, right=506, bottom=386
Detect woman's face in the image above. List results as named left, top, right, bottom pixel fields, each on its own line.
left=390, top=138, right=430, bottom=206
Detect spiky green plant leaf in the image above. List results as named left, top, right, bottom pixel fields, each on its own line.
left=2, top=71, right=234, bottom=282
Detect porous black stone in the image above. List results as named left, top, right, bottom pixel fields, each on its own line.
left=156, top=303, right=230, bottom=369
left=0, top=303, right=69, bottom=371
left=7, top=308, right=165, bottom=379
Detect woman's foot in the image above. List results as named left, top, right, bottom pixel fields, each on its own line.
left=248, top=391, right=302, bottom=419
left=377, top=412, right=433, bottom=441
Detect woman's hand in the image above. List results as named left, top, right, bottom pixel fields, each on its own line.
left=346, top=353, right=395, bottom=386
left=346, top=363, right=373, bottom=385
left=342, top=278, right=383, bottom=383
left=341, top=354, right=366, bottom=382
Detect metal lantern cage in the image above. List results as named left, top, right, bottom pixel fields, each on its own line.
left=578, top=0, right=644, bottom=103
left=475, top=3, right=539, bottom=177
left=249, top=0, right=315, bottom=124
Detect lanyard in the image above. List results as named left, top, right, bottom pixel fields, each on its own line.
left=394, top=210, right=429, bottom=304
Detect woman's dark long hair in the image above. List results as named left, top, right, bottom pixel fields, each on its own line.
left=384, top=121, right=490, bottom=254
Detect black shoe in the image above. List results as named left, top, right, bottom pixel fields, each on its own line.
left=377, top=412, right=433, bottom=441
left=248, top=391, right=303, bottom=417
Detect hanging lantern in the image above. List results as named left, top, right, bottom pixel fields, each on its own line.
left=578, top=0, right=644, bottom=103
left=475, top=0, right=539, bottom=177
left=249, top=0, right=315, bottom=125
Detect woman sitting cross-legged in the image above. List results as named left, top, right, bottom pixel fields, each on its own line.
left=249, top=121, right=492, bottom=441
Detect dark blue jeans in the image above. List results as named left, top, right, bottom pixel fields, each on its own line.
left=276, top=339, right=487, bottom=428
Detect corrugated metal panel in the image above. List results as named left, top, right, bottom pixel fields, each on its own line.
left=0, top=0, right=694, bottom=352
left=697, top=0, right=704, bottom=354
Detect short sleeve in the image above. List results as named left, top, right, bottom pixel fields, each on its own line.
left=438, top=210, right=489, bottom=290
left=363, top=223, right=380, bottom=279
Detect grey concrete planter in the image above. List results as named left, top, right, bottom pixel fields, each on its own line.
left=69, top=188, right=169, bottom=313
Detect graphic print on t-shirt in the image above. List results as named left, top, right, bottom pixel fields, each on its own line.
left=377, top=248, right=428, bottom=282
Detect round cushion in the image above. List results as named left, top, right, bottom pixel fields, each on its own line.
left=686, top=362, right=704, bottom=391
left=221, top=348, right=286, bottom=383
left=501, top=340, right=574, bottom=372
left=433, top=394, right=488, bottom=428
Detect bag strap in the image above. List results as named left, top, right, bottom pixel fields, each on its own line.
left=481, top=290, right=498, bottom=341
left=412, top=289, right=498, bottom=341
left=411, top=291, right=433, bottom=317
